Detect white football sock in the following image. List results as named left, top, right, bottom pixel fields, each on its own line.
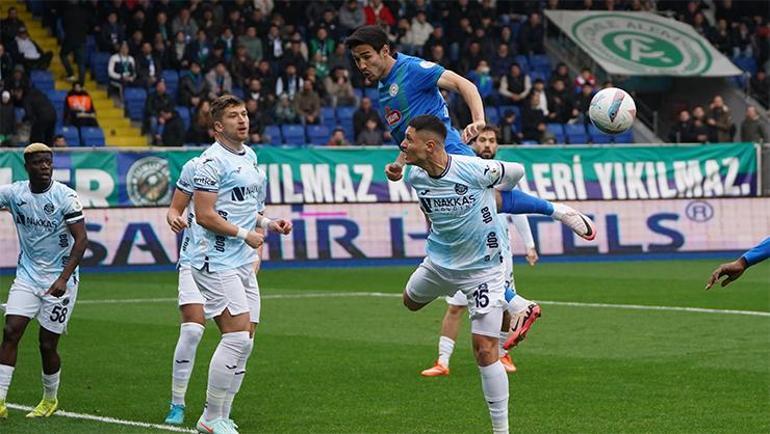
left=171, top=322, right=205, bottom=406
left=507, top=294, right=531, bottom=315
left=204, top=331, right=250, bottom=421
left=498, top=332, right=508, bottom=356
left=479, top=361, right=509, bottom=434
left=223, top=337, right=254, bottom=419
left=42, top=370, right=60, bottom=400
left=437, top=336, right=455, bottom=367
left=0, top=364, right=14, bottom=401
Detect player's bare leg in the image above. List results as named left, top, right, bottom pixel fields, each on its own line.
left=402, top=291, right=431, bottom=311
left=498, top=311, right=517, bottom=373
left=26, top=327, right=62, bottom=418
left=0, top=315, right=31, bottom=418
left=494, top=190, right=596, bottom=241
left=421, top=305, right=464, bottom=377
left=165, top=304, right=205, bottom=425
left=473, top=332, right=509, bottom=434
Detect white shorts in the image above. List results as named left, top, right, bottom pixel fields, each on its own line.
left=406, top=257, right=506, bottom=338
left=178, top=267, right=206, bottom=306
left=192, top=264, right=260, bottom=323
left=446, top=253, right=514, bottom=307
left=5, top=278, right=78, bottom=335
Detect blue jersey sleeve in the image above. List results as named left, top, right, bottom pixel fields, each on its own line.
left=742, top=237, right=770, bottom=267
left=406, top=58, right=445, bottom=92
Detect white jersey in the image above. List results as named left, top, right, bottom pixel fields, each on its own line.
left=175, top=156, right=200, bottom=268
left=0, top=181, right=84, bottom=287
left=406, top=154, right=507, bottom=271
left=191, top=142, right=266, bottom=272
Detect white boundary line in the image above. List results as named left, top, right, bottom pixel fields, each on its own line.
left=6, top=403, right=196, bottom=433
left=77, top=292, right=770, bottom=317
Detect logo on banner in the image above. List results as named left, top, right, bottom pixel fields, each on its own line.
left=571, top=14, right=712, bottom=75
left=127, top=156, right=172, bottom=206
left=685, top=200, right=713, bottom=222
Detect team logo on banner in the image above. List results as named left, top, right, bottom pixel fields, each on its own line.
left=127, top=156, right=172, bottom=206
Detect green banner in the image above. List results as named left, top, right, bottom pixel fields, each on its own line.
left=0, top=143, right=758, bottom=206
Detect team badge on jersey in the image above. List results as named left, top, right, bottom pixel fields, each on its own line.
left=419, top=60, right=436, bottom=69
left=454, top=184, right=468, bottom=195
left=44, top=203, right=55, bottom=215
left=384, top=106, right=402, bottom=125
left=389, top=83, right=399, bottom=97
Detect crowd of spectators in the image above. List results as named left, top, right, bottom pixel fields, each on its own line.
left=668, top=95, right=768, bottom=144
left=0, top=0, right=767, bottom=148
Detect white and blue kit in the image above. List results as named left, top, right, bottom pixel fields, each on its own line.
left=0, top=181, right=84, bottom=334
left=175, top=156, right=206, bottom=306
left=191, top=142, right=267, bottom=322
left=404, top=154, right=522, bottom=337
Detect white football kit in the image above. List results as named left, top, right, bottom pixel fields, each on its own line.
left=0, top=181, right=84, bottom=334
left=190, top=142, right=267, bottom=323
left=175, top=156, right=206, bottom=306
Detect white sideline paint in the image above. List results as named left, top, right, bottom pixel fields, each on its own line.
left=6, top=403, right=196, bottom=433
left=76, top=292, right=770, bottom=317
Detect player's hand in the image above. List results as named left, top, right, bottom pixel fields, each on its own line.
left=705, top=259, right=746, bottom=290
left=526, top=248, right=539, bottom=266
left=168, top=215, right=188, bottom=233
left=245, top=230, right=265, bottom=249
left=385, top=163, right=404, bottom=181
left=268, top=219, right=293, bottom=235
left=462, top=120, right=486, bottom=143
left=46, top=277, right=68, bottom=298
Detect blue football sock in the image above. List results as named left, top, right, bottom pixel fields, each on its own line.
left=500, top=190, right=554, bottom=216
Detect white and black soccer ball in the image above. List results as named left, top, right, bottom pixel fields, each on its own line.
left=588, top=87, right=636, bottom=134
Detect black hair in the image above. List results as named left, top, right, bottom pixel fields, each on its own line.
left=345, top=25, right=389, bottom=52
left=408, top=115, right=447, bottom=141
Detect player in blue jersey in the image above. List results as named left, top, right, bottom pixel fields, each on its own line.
left=421, top=126, right=541, bottom=378
left=346, top=25, right=596, bottom=241
left=400, top=115, right=523, bottom=433
left=0, top=143, right=88, bottom=420
left=190, top=95, right=292, bottom=434
left=705, top=237, right=770, bottom=290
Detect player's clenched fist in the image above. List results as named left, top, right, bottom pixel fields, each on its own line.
left=461, top=120, right=486, bottom=143
left=168, top=215, right=188, bottom=234
left=269, top=219, right=293, bottom=235
left=385, top=163, right=403, bottom=181
left=245, top=230, right=265, bottom=249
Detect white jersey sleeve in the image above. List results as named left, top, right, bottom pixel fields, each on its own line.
left=193, top=157, right=221, bottom=192
left=59, top=187, right=85, bottom=224
left=176, top=158, right=199, bottom=195
left=0, top=184, right=10, bottom=209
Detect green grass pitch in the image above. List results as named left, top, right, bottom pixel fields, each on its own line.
left=0, top=259, right=768, bottom=433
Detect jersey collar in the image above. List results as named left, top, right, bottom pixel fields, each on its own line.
left=216, top=141, right=246, bottom=156
left=429, top=154, right=452, bottom=179
left=28, top=180, right=53, bottom=194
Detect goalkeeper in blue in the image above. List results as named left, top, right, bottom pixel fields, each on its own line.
left=705, top=237, right=770, bottom=290
left=400, top=115, right=524, bottom=434
left=0, top=143, right=88, bottom=420
left=346, top=25, right=596, bottom=241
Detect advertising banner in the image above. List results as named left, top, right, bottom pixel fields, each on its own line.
left=1, top=198, right=768, bottom=270
left=0, top=144, right=759, bottom=206
left=544, top=11, right=742, bottom=76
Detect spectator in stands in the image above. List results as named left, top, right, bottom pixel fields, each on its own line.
left=240, top=26, right=263, bottom=64
left=60, top=1, right=88, bottom=85
left=265, top=25, right=285, bottom=62
left=143, top=80, right=174, bottom=135
left=11, top=27, right=53, bottom=70
left=171, top=7, right=198, bottom=42
left=273, top=93, right=300, bottom=124
left=294, top=79, right=321, bottom=125
left=324, top=67, right=357, bottom=107
left=427, top=44, right=451, bottom=70
left=150, top=11, right=172, bottom=42
left=179, top=61, right=209, bottom=107
left=364, top=0, right=396, bottom=28
left=531, top=79, right=550, bottom=114
left=574, top=67, right=596, bottom=92
left=327, top=127, right=351, bottom=146
left=198, top=9, right=221, bottom=41
left=155, top=107, right=185, bottom=147
left=706, top=95, right=734, bottom=142
left=0, top=90, right=15, bottom=147
left=550, top=63, right=571, bottom=87
left=730, top=21, right=753, bottom=58
left=1, top=7, right=25, bottom=48
left=319, top=9, right=343, bottom=42
left=229, top=45, right=254, bottom=89
left=409, top=11, right=433, bottom=47
left=356, top=118, right=384, bottom=146
left=691, top=13, right=713, bottom=40
left=468, top=60, right=495, bottom=104
left=328, top=43, right=351, bottom=72
left=52, top=134, right=67, bottom=148
left=153, top=35, right=172, bottom=70
left=495, top=26, right=514, bottom=51
left=458, top=41, right=484, bottom=76
left=0, top=43, right=13, bottom=85
left=170, top=31, right=189, bottom=70
left=394, top=19, right=417, bottom=55
left=518, top=12, right=545, bottom=55
left=575, top=83, right=595, bottom=122
left=205, top=62, right=233, bottom=100
left=98, top=12, right=125, bottom=53
left=668, top=109, right=694, bottom=143
left=64, top=82, right=98, bottom=128
left=246, top=77, right=273, bottom=111
left=7, top=64, right=28, bottom=90
left=499, top=110, right=523, bottom=145
left=711, top=19, right=732, bottom=55
left=499, top=63, right=531, bottom=106
left=107, top=41, right=136, bottom=99
left=254, top=59, right=276, bottom=96
left=423, top=26, right=447, bottom=58
left=12, top=85, right=56, bottom=145
left=522, top=91, right=547, bottom=141
left=310, top=27, right=335, bottom=61
left=276, top=63, right=303, bottom=101
left=218, top=27, right=236, bottom=62
left=246, top=98, right=267, bottom=144
left=473, top=27, right=497, bottom=61
left=740, top=106, right=769, bottom=143
left=127, top=30, right=145, bottom=59
left=690, top=105, right=710, bottom=143
left=186, top=99, right=214, bottom=144
left=353, top=97, right=383, bottom=139
left=491, top=43, right=513, bottom=81
left=136, top=42, right=162, bottom=89
left=548, top=78, right=579, bottom=123
left=750, top=70, right=768, bottom=108
left=185, top=30, right=212, bottom=69
left=339, top=0, right=366, bottom=33
left=283, top=37, right=308, bottom=74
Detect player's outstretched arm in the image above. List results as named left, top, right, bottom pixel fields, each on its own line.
left=166, top=188, right=191, bottom=233
left=194, top=190, right=264, bottom=249
left=385, top=152, right=407, bottom=181
left=510, top=214, right=538, bottom=266
left=705, top=237, right=769, bottom=290
left=47, top=220, right=88, bottom=297
left=437, top=70, right=485, bottom=143
left=494, top=161, right=526, bottom=191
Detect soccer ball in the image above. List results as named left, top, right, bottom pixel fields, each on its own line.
left=588, top=87, right=636, bottom=134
